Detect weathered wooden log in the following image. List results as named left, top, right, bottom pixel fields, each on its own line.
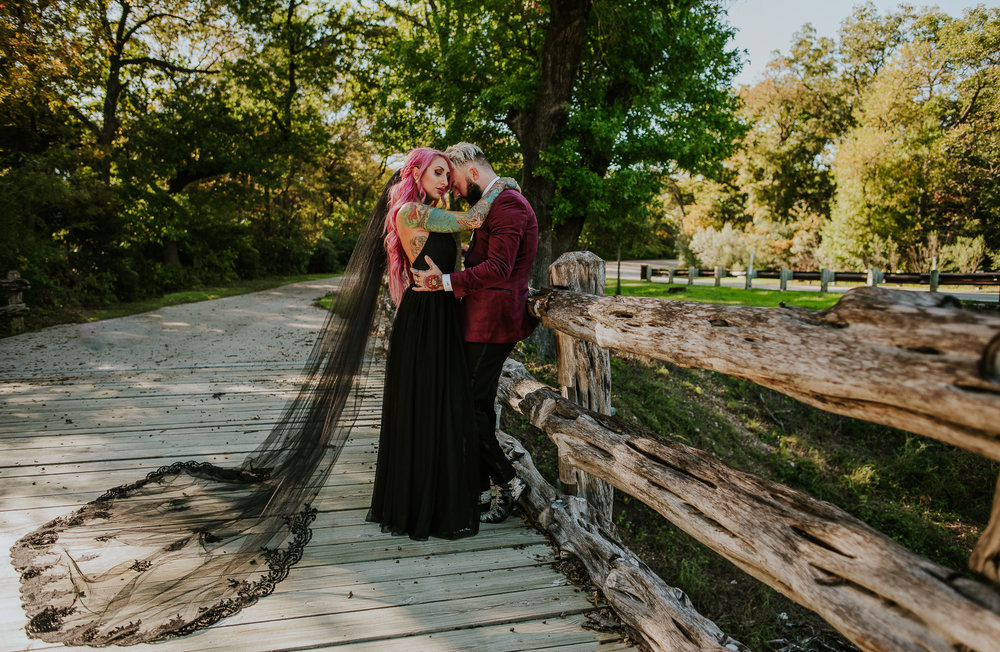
left=498, top=359, right=1000, bottom=651
left=527, top=286, right=1000, bottom=463
left=971, top=472, right=1000, bottom=583
left=493, top=423, right=743, bottom=651
left=549, top=252, right=614, bottom=531
left=550, top=252, right=611, bottom=414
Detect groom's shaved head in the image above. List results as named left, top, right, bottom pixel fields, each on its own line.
left=444, top=142, right=494, bottom=172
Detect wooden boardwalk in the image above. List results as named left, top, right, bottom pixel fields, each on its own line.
left=0, top=360, right=628, bottom=651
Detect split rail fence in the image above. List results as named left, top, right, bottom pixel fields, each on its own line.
left=498, top=251, right=1000, bottom=651
left=640, top=263, right=1000, bottom=299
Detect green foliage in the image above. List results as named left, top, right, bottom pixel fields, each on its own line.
left=353, top=0, right=744, bottom=267
left=820, top=5, right=1000, bottom=271
left=1, top=0, right=384, bottom=312
left=671, top=4, right=1000, bottom=273
left=688, top=223, right=748, bottom=269
left=939, top=235, right=990, bottom=273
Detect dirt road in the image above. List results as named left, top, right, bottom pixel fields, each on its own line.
left=0, top=277, right=341, bottom=376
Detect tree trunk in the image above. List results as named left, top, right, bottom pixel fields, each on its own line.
left=99, top=53, right=124, bottom=185
left=163, top=240, right=181, bottom=266
left=507, top=0, right=593, bottom=287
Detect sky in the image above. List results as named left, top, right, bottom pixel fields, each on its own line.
left=724, top=0, right=1000, bottom=88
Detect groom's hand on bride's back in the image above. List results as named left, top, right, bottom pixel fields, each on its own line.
left=411, top=256, right=443, bottom=292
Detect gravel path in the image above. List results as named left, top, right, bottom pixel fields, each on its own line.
left=0, top=277, right=341, bottom=376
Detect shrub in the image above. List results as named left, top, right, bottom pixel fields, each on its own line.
left=940, top=235, right=987, bottom=273
left=689, top=223, right=748, bottom=270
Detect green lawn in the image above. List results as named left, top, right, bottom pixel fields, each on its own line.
left=607, top=279, right=842, bottom=309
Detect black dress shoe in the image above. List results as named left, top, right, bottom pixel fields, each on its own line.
left=480, top=476, right=528, bottom=523
left=478, top=488, right=492, bottom=513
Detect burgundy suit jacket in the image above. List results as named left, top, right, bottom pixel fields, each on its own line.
left=450, top=190, right=538, bottom=344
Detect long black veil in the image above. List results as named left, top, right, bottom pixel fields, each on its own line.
left=10, top=172, right=399, bottom=646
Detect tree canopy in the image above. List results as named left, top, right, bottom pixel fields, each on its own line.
left=3, top=0, right=742, bottom=310
left=4, top=0, right=994, bottom=324
left=678, top=2, right=1000, bottom=274
left=354, top=0, right=744, bottom=282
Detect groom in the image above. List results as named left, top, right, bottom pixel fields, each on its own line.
left=412, top=142, right=538, bottom=523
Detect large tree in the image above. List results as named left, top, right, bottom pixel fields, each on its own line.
left=353, top=0, right=743, bottom=283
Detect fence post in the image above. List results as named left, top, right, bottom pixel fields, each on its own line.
left=868, top=268, right=880, bottom=288
left=820, top=268, right=829, bottom=294
left=745, top=249, right=755, bottom=290
left=688, top=267, right=698, bottom=286
left=970, top=471, right=1000, bottom=585
left=780, top=267, right=790, bottom=292
left=548, top=252, right=615, bottom=531
left=930, top=257, right=940, bottom=293
left=640, top=264, right=649, bottom=282
left=714, top=266, right=723, bottom=287
left=668, top=266, right=676, bottom=284
left=3, top=270, right=29, bottom=334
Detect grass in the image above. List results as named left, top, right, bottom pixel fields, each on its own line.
left=510, top=281, right=998, bottom=650
left=3, top=273, right=338, bottom=337
left=611, top=277, right=1000, bottom=311
left=608, top=279, right=842, bottom=309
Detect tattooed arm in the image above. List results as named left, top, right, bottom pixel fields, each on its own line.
left=397, top=177, right=519, bottom=233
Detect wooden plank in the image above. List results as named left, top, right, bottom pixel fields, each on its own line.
left=0, top=435, right=377, bottom=468
left=0, top=454, right=379, bottom=480
left=0, top=554, right=566, bottom=633
left=0, top=404, right=382, bottom=435
left=4, top=586, right=607, bottom=652
left=315, top=613, right=626, bottom=651
left=0, top=429, right=380, bottom=459
left=0, top=519, right=535, bottom=601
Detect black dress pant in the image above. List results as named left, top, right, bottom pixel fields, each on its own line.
left=465, top=341, right=517, bottom=491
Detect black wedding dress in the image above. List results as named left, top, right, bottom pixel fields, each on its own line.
left=367, top=232, right=480, bottom=540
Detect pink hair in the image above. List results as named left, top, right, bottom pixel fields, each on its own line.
left=383, top=147, right=453, bottom=306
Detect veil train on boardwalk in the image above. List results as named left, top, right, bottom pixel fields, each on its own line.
left=10, top=174, right=398, bottom=646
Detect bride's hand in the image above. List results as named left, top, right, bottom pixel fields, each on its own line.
left=478, top=177, right=520, bottom=206
left=497, top=177, right=520, bottom=193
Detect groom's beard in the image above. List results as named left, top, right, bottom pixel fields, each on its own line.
left=464, top=182, right=483, bottom=205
